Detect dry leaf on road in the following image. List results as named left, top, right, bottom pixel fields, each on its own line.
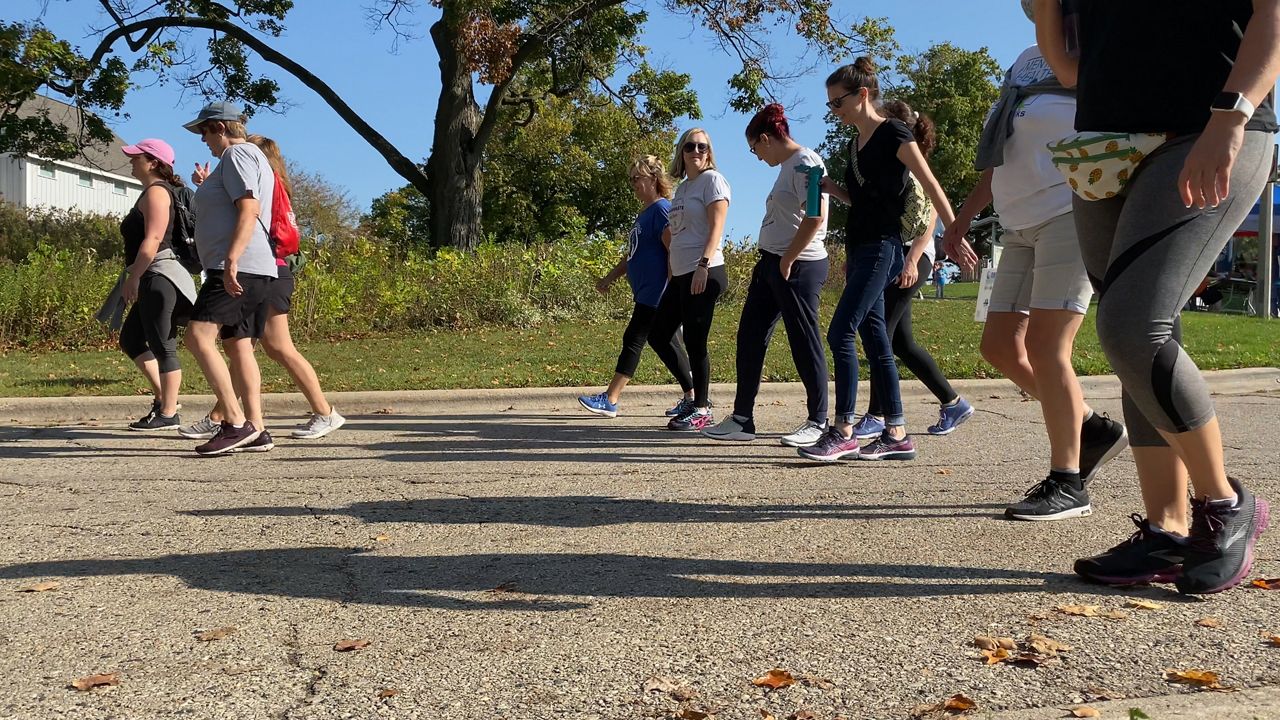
left=333, top=638, right=372, bottom=652
left=378, top=688, right=400, bottom=698
left=1251, top=577, right=1280, bottom=590
left=943, top=693, right=978, bottom=712
left=1027, top=634, right=1072, bottom=655
left=936, top=468, right=954, bottom=476
left=752, top=669, right=795, bottom=690
left=1067, top=707, right=1101, bottom=718
left=1124, top=599, right=1163, bottom=610
left=1264, top=634, right=1280, bottom=648
left=789, top=711, right=818, bottom=720
left=374, top=534, right=391, bottom=543
left=17, top=581, right=59, bottom=593
left=1195, top=617, right=1223, bottom=628
left=678, top=708, right=711, bottom=720
left=798, top=674, right=834, bottom=690
left=1056, top=605, right=1100, bottom=617
left=1164, top=669, right=1231, bottom=690
left=643, top=675, right=680, bottom=694
left=974, top=636, right=998, bottom=650
left=760, top=711, right=777, bottom=720
left=194, top=626, right=236, bottom=642
left=70, top=672, right=119, bottom=691
left=981, top=648, right=1010, bottom=665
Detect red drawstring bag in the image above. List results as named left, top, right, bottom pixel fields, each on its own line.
left=268, top=172, right=300, bottom=259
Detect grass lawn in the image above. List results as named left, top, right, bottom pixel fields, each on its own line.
left=0, top=282, right=1275, bottom=398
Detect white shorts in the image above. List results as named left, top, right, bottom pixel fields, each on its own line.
left=989, top=212, right=1094, bottom=315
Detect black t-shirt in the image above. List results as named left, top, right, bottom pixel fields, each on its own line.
left=120, top=183, right=175, bottom=266
left=844, top=118, right=915, bottom=245
left=1075, top=0, right=1278, bottom=134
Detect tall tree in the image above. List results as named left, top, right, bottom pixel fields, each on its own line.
left=3, top=0, right=895, bottom=249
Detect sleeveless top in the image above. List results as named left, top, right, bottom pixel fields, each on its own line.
left=120, top=182, right=176, bottom=267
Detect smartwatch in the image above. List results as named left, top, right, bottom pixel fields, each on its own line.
left=1210, top=92, right=1255, bottom=122
left=698, top=256, right=711, bottom=268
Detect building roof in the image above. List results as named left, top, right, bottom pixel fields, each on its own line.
left=14, top=94, right=133, bottom=177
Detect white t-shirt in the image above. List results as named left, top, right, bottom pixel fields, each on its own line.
left=988, top=45, right=1075, bottom=231
left=669, top=169, right=731, bottom=275
left=757, top=148, right=829, bottom=261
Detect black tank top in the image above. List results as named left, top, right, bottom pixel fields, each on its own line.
left=121, top=182, right=176, bottom=266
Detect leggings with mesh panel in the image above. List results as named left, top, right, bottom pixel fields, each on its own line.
left=1071, top=131, right=1272, bottom=447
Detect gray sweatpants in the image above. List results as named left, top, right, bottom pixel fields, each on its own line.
left=1073, top=130, right=1272, bottom=447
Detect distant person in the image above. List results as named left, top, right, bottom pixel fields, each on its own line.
left=647, top=128, right=731, bottom=431
left=852, top=100, right=973, bottom=442
left=945, top=11, right=1127, bottom=522
left=577, top=155, right=694, bottom=418
left=932, top=261, right=946, bottom=299
left=1036, top=0, right=1274, bottom=594
left=702, top=103, right=830, bottom=447
left=179, top=101, right=277, bottom=455
left=107, top=138, right=198, bottom=431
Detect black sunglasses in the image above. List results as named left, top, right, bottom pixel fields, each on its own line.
left=826, top=90, right=859, bottom=110
left=682, top=141, right=710, bottom=154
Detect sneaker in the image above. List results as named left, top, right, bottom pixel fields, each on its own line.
left=851, top=413, right=885, bottom=440
left=179, top=415, right=220, bottom=440
left=1080, top=413, right=1129, bottom=485
left=1005, top=474, right=1092, bottom=521
left=195, top=421, right=261, bottom=456
left=129, top=408, right=181, bottom=432
left=1074, top=514, right=1186, bottom=585
left=233, top=430, right=275, bottom=453
left=779, top=420, right=827, bottom=448
left=292, top=409, right=346, bottom=439
left=577, top=392, right=619, bottom=418
left=927, top=397, right=974, bottom=435
left=665, top=396, right=695, bottom=417
left=1175, top=478, right=1270, bottom=595
left=667, top=407, right=713, bottom=431
left=797, top=428, right=862, bottom=462
left=858, top=432, right=918, bottom=460
left=702, top=415, right=755, bottom=441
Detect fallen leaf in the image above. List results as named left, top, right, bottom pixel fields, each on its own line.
left=1027, top=633, right=1072, bottom=655
left=943, top=693, right=977, bottom=712
left=70, top=672, right=119, bottom=691
left=1086, top=686, right=1124, bottom=701
left=760, top=711, right=777, bottom=720
left=678, top=709, right=710, bottom=720
left=1100, top=610, right=1129, bottom=620
left=798, top=674, right=834, bottom=690
left=1012, top=652, right=1054, bottom=667
left=333, top=638, right=371, bottom=652
left=973, top=636, right=998, bottom=651
left=936, top=468, right=953, bottom=476
left=17, top=580, right=59, bottom=593
left=378, top=688, right=400, bottom=698
left=194, top=626, right=236, bottom=642
left=752, top=669, right=795, bottom=690
left=1164, top=669, right=1231, bottom=690
left=373, top=534, right=391, bottom=543
left=488, top=582, right=526, bottom=595
left=1195, top=618, right=1223, bottom=628
left=1056, top=604, right=1100, bottom=617
left=1068, top=707, right=1101, bottom=718
left=1251, top=577, right=1280, bottom=590
left=981, top=648, right=1010, bottom=665
left=1264, top=634, right=1280, bottom=648
left=789, top=711, right=817, bottom=720
left=644, top=675, right=680, bottom=694
left=1124, top=599, right=1163, bottom=610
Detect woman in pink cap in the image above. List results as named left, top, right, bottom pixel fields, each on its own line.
left=114, top=138, right=199, bottom=431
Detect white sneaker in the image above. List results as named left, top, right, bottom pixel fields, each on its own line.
left=178, top=415, right=219, bottom=440
left=701, top=414, right=756, bottom=441
left=292, top=408, right=346, bottom=439
left=779, top=420, right=827, bottom=447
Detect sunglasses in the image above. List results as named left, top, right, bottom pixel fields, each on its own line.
left=826, top=90, right=859, bottom=110
left=682, top=141, right=710, bottom=154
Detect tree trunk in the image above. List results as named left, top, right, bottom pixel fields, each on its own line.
left=427, top=16, right=484, bottom=251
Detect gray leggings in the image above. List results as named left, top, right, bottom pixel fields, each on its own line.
left=1073, top=130, right=1272, bottom=447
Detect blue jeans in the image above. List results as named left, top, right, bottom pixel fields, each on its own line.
left=827, top=238, right=905, bottom=426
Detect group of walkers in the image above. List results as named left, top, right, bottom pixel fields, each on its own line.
left=578, top=0, right=1275, bottom=595
left=105, top=102, right=345, bottom=455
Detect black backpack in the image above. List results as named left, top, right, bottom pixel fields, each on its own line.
left=157, top=183, right=202, bottom=274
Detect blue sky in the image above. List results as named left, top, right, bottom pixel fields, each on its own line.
left=17, top=1, right=1035, bottom=238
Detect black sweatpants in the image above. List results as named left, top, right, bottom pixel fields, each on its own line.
left=733, top=252, right=829, bottom=423
left=649, top=266, right=728, bottom=408
left=119, top=273, right=191, bottom=374
left=867, top=254, right=958, bottom=415
left=615, top=302, right=695, bottom=391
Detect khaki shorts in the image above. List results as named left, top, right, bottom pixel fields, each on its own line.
left=989, top=212, right=1094, bottom=315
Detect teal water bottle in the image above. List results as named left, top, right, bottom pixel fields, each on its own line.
left=795, top=164, right=824, bottom=218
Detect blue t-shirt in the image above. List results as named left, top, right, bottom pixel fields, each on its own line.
left=625, top=199, right=671, bottom=308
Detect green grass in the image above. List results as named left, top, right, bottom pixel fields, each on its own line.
left=0, top=282, right=1275, bottom=398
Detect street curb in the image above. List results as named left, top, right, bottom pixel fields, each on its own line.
left=0, top=368, right=1275, bottom=425
left=978, top=684, right=1280, bottom=719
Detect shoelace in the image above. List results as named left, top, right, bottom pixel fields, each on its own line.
left=1023, top=475, right=1066, bottom=500
left=789, top=420, right=821, bottom=435
left=1107, top=513, right=1153, bottom=552
left=1186, top=497, right=1228, bottom=552
left=302, top=414, right=325, bottom=431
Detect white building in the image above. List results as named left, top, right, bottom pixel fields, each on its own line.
left=0, top=95, right=143, bottom=216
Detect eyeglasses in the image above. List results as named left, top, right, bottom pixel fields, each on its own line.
left=682, top=141, right=709, bottom=154
left=748, top=137, right=763, bottom=156
left=826, top=90, right=858, bottom=110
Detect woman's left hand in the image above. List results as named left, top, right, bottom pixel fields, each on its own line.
left=897, top=260, right=919, bottom=288
left=691, top=265, right=708, bottom=294
left=122, top=274, right=140, bottom=304
left=1179, top=116, right=1246, bottom=209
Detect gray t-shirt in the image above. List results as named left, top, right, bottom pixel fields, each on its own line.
left=757, top=147, right=828, bottom=261
left=194, top=142, right=278, bottom=277
left=668, top=169, right=731, bottom=276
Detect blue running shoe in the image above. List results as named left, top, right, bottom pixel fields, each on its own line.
left=928, top=397, right=974, bottom=436
left=578, top=392, right=618, bottom=418
left=666, top=396, right=694, bottom=417
left=852, top=413, right=885, bottom=440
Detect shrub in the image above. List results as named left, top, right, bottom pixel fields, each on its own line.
left=0, top=202, right=121, bottom=264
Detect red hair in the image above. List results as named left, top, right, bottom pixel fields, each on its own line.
left=745, top=103, right=791, bottom=141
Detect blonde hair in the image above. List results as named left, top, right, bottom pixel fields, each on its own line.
left=668, top=128, right=717, bottom=179
left=629, top=154, right=674, bottom=199
left=247, top=134, right=291, bottom=196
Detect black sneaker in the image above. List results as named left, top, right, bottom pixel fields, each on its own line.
left=233, top=430, right=274, bottom=453
left=1005, top=474, right=1092, bottom=521
left=195, top=421, right=261, bottom=456
left=1175, top=478, right=1270, bottom=595
left=1080, top=413, right=1128, bottom=485
left=129, top=408, right=181, bottom=432
left=1074, top=513, right=1185, bottom=585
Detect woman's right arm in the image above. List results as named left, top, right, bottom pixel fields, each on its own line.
left=820, top=176, right=851, bottom=205
left=1035, top=0, right=1078, bottom=87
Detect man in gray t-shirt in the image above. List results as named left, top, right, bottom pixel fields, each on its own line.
left=194, top=142, right=277, bottom=277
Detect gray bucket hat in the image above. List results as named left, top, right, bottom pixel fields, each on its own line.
left=183, top=101, right=245, bottom=134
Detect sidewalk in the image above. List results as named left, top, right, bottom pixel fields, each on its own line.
left=0, top=371, right=1276, bottom=719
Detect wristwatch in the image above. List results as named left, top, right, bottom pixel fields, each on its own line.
left=698, top=256, right=711, bottom=268
left=1210, top=92, right=1255, bottom=122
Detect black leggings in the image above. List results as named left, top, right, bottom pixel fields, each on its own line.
left=119, top=273, right=190, bottom=374
left=615, top=302, right=694, bottom=391
left=649, top=266, right=728, bottom=408
left=867, top=254, right=958, bottom=415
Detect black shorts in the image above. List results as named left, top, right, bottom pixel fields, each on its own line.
left=190, top=270, right=274, bottom=339
left=263, top=263, right=294, bottom=315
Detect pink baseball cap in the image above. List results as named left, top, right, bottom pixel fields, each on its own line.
left=121, top=138, right=176, bottom=167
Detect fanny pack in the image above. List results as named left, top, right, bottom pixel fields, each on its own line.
left=1047, top=132, right=1170, bottom=201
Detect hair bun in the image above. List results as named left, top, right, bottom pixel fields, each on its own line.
left=853, top=56, right=876, bottom=74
